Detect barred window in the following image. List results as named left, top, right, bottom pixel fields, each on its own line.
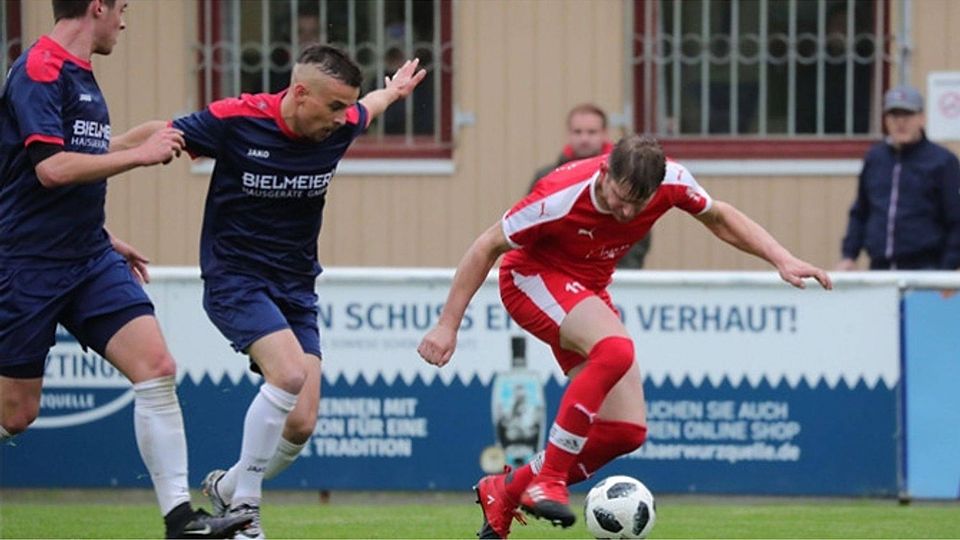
left=1, top=0, right=22, bottom=82
left=197, top=0, right=452, bottom=158
left=633, top=0, right=894, bottom=158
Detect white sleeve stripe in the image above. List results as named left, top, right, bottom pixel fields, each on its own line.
left=501, top=211, right=521, bottom=249
left=502, top=177, right=593, bottom=243
left=511, top=270, right=567, bottom=326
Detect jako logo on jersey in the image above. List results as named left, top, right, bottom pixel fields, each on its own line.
left=33, top=327, right=134, bottom=429
left=246, top=148, right=270, bottom=158
left=577, top=228, right=596, bottom=240
left=78, top=93, right=92, bottom=102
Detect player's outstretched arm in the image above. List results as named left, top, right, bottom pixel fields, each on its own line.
left=696, top=200, right=833, bottom=290
left=109, top=120, right=169, bottom=152
left=418, top=222, right=513, bottom=367
left=35, top=127, right=185, bottom=188
left=359, top=57, right=427, bottom=123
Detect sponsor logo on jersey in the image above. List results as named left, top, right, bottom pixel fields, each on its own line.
left=586, top=243, right=632, bottom=260
left=241, top=170, right=335, bottom=198
left=246, top=148, right=270, bottom=158
left=78, top=93, right=92, bottom=102
left=69, top=119, right=110, bottom=150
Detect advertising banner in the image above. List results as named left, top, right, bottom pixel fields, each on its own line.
left=0, top=271, right=900, bottom=495
left=904, top=290, right=960, bottom=499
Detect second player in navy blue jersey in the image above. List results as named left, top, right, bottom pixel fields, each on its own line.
left=166, top=44, right=425, bottom=538
left=0, top=1, right=251, bottom=538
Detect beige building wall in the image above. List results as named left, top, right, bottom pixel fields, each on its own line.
left=17, top=0, right=958, bottom=271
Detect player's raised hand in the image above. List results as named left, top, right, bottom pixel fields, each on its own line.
left=137, top=127, right=185, bottom=166
left=417, top=324, right=457, bottom=368
left=777, top=256, right=833, bottom=290
left=384, top=57, right=427, bottom=99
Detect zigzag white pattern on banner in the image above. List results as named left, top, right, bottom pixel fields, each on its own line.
left=145, top=269, right=919, bottom=392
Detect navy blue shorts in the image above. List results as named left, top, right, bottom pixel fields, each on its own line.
left=202, top=272, right=321, bottom=363
left=0, top=249, right=155, bottom=378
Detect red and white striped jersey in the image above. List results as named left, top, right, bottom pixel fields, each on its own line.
left=501, top=154, right=712, bottom=290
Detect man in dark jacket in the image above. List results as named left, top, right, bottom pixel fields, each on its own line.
left=839, top=85, right=960, bottom=270
left=531, top=104, right=652, bottom=268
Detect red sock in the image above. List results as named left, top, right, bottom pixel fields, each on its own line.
left=566, top=420, right=647, bottom=486
left=503, top=457, right=539, bottom=502
left=537, top=337, right=635, bottom=482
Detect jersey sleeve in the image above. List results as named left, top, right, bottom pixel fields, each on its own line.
left=172, top=108, right=225, bottom=159
left=501, top=179, right=587, bottom=248
left=8, top=71, right=65, bottom=147
left=344, top=102, right=369, bottom=139
left=665, top=162, right=713, bottom=215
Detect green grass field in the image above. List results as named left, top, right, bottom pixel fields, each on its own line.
left=2, top=491, right=959, bottom=539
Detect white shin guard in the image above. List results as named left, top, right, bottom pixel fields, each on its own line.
left=133, top=376, right=191, bottom=516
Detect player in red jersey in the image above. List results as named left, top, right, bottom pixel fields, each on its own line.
left=418, top=135, right=832, bottom=538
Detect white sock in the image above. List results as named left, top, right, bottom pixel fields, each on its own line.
left=231, top=383, right=298, bottom=506
left=217, top=436, right=306, bottom=502
left=133, top=376, right=191, bottom=516
left=0, top=425, right=13, bottom=442
left=264, top=437, right=307, bottom=480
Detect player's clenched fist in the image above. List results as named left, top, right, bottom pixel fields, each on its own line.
left=137, top=127, right=185, bottom=166
left=417, top=325, right=457, bottom=367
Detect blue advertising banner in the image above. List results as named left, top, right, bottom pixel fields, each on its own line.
left=904, top=290, right=960, bottom=499
left=0, top=271, right=901, bottom=496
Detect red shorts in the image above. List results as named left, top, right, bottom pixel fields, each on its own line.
left=499, top=265, right=617, bottom=374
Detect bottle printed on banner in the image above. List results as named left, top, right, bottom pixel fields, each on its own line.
left=485, top=335, right=546, bottom=471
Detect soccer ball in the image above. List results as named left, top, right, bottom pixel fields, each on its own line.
left=583, top=475, right=656, bottom=539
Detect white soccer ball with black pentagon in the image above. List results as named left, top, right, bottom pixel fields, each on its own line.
left=583, top=475, right=656, bottom=539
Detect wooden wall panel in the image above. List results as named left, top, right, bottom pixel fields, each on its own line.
left=644, top=175, right=859, bottom=271
left=17, top=0, right=949, bottom=272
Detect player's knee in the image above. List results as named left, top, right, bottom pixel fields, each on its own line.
left=2, top=411, right=37, bottom=435
left=589, top=336, right=635, bottom=380
left=142, top=349, right=177, bottom=379
left=270, top=364, right=307, bottom=395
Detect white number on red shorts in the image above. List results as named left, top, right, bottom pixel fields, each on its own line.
left=565, top=281, right=586, bottom=294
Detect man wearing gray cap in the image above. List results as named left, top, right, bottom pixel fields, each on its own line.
left=838, top=85, right=960, bottom=270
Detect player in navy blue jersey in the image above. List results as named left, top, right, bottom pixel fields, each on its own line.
left=162, top=44, right=426, bottom=538
left=0, top=1, right=251, bottom=538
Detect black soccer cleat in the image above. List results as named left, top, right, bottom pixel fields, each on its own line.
left=165, top=507, right=253, bottom=539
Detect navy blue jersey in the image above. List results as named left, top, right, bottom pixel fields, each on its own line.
left=0, top=36, right=112, bottom=266
left=174, top=93, right=368, bottom=279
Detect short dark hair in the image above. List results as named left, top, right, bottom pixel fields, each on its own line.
left=567, top=103, right=608, bottom=129
left=607, top=135, right=666, bottom=200
left=297, top=44, right=363, bottom=88
left=52, top=0, right=115, bottom=22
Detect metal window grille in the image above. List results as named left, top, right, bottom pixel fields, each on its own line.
left=196, top=0, right=450, bottom=147
left=1, top=0, right=22, bottom=84
left=634, top=0, right=894, bottom=138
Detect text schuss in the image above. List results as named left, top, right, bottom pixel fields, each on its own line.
left=242, top=170, right=333, bottom=191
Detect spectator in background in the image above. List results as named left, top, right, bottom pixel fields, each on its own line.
left=532, top=104, right=652, bottom=269
left=268, top=5, right=323, bottom=92
left=838, top=85, right=960, bottom=270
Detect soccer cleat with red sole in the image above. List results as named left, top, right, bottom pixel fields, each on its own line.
left=520, top=479, right=576, bottom=528
left=473, top=468, right=527, bottom=539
